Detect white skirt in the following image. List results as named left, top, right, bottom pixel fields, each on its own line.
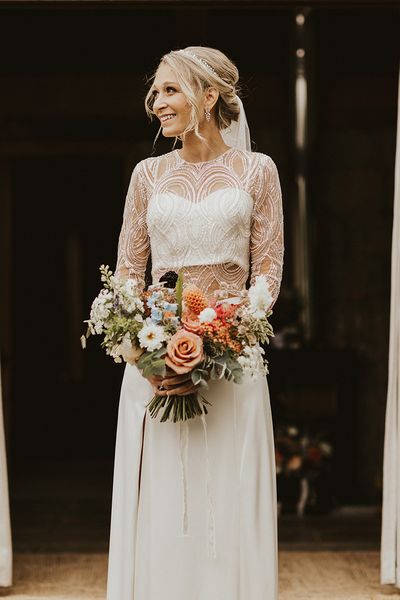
left=106, top=362, right=278, bottom=600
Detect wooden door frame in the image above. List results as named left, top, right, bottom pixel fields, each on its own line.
left=0, top=0, right=398, bottom=7
left=0, top=161, right=12, bottom=458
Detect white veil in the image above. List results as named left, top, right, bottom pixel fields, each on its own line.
left=221, top=94, right=252, bottom=151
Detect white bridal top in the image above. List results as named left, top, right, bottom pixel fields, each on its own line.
left=115, top=146, right=284, bottom=308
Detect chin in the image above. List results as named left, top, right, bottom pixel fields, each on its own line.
left=162, top=128, right=183, bottom=138
left=162, top=130, right=174, bottom=138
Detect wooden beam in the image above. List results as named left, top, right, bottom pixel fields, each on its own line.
left=0, top=0, right=399, bottom=8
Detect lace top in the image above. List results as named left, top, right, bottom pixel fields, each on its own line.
left=115, top=146, right=284, bottom=308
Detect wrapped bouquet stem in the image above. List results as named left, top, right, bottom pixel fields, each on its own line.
left=81, top=265, right=275, bottom=422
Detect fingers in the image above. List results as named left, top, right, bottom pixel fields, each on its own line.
left=161, top=373, right=192, bottom=387
left=172, top=382, right=198, bottom=395
left=156, top=383, right=198, bottom=396
left=147, top=368, right=198, bottom=397
left=148, top=375, right=163, bottom=388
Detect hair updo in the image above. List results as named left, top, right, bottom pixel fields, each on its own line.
left=144, top=45, right=243, bottom=145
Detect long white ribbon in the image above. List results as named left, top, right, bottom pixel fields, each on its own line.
left=179, top=404, right=217, bottom=559
left=179, top=420, right=189, bottom=536
left=200, top=408, right=217, bottom=559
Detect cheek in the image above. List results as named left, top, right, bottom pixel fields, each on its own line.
left=175, top=98, right=191, bottom=116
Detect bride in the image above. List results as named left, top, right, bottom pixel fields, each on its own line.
left=106, top=45, right=284, bottom=600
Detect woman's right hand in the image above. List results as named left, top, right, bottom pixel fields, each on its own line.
left=147, top=367, right=198, bottom=397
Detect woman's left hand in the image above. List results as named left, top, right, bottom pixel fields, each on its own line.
left=155, top=366, right=198, bottom=396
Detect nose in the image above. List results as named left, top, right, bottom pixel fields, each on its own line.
left=153, top=94, right=168, bottom=114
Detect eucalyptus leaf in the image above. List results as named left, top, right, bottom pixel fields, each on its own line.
left=191, top=370, right=203, bottom=385
left=197, top=368, right=209, bottom=377
left=153, top=346, right=167, bottom=359
left=147, top=359, right=166, bottom=377
left=137, top=352, right=152, bottom=369
left=211, top=361, right=225, bottom=379
left=196, top=378, right=209, bottom=389
left=142, top=364, right=153, bottom=378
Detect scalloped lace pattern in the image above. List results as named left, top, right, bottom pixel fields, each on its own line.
left=115, top=147, right=284, bottom=307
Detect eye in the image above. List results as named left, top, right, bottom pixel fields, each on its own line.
left=152, top=86, right=176, bottom=97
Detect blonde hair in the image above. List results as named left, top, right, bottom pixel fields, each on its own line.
left=144, top=46, right=243, bottom=148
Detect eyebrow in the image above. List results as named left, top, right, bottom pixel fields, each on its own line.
left=151, top=81, right=179, bottom=91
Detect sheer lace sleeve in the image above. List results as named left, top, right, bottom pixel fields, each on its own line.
left=250, top=154, right=284, bottom=309
left=115, top=160, right=150, bottom=288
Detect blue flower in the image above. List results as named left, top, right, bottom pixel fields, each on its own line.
left=147, top=297, right=156, bottom=308
left=163, top=302, right=178, bottom=314
left=147, top=292, right=162, bottom=308
left=150, top=307, right=163, bottom=323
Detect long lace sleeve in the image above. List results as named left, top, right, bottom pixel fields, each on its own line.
left=115, top=160, right=150, bottom=288
left=250, top=154, right=284, bottom=309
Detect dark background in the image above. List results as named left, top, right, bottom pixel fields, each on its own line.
left=0, top=3, right=398, bottom=549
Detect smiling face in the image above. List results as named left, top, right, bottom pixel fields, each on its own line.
left=150, top=62, right=195, bottom=138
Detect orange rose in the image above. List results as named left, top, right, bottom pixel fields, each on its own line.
left=165, top=330, right=204, bottom=375
left=181, top=311, right=204, bottom=334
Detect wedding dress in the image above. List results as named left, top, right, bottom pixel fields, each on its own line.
left=106, top=146, right=284, bottom=600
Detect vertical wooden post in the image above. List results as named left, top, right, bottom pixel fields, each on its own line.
left=293, top=8, right=314, bottom=341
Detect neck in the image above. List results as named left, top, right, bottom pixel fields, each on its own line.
left=178, top=123, right=230, bottom=163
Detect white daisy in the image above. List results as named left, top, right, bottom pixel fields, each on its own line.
left=138, top=321, right=166, bottom=351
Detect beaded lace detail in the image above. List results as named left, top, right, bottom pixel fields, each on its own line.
left=115, top=146, right=284, bottom=308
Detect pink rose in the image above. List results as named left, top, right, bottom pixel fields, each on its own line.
left=181, top=311, right=204, bottom=335
left=165, top=330, right=204, bottom=375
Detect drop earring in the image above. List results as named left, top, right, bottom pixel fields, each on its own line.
left=204, top=107, right=211, bottom=122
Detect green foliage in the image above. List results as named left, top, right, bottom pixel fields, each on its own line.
left=137, top=347, right=167, bottom=378
left=191, top=367, right=210, bottom=389
left=175, top=269, right=183, bottom=317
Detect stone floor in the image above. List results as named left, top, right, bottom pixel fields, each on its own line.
left=8, top=459, right=381, bottom=553
left=1, top=551, right=398, bottom=600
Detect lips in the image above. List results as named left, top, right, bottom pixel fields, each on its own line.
left=160, top=114, right=176, bottom=124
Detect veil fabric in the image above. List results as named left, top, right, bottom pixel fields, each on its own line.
left=221, top=95, right=252, bottom=152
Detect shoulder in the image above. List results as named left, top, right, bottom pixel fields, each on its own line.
left=251, top=153, right=281, bottom=191
left=135, top=150, right=177, bottom=184
left=237, top=151, right=279, bottom=189
left=232, top=149, right=278, bottom=173
left=246, top=152, right=281, bottom=204
left=249, top=151, right=278, bottom=171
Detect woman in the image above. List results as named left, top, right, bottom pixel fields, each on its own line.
left=106, top=46, right=284, bottom=600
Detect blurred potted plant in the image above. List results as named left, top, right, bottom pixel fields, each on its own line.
left=275, top=423, right=334, bottom=515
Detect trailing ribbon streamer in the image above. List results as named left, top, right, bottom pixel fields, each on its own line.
left=178, top=407, right=217, bottom=559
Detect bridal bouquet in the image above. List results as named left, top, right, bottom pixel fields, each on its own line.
left=81, top=265, right=275, bottom=422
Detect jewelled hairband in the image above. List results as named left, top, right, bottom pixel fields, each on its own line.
left=174, top=49, right=218, bottom=77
